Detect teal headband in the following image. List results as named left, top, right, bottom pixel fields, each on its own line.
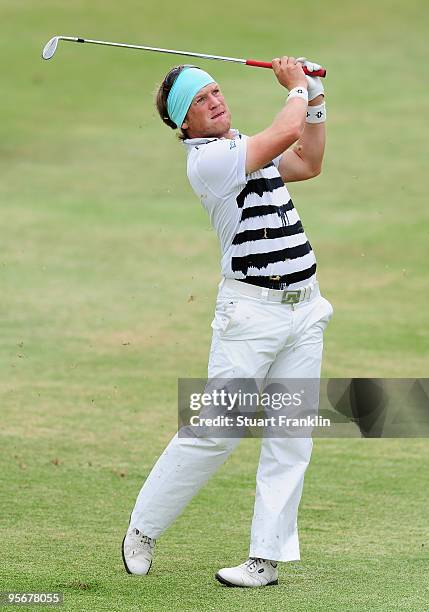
left=167, top=67, right=215, bottom=129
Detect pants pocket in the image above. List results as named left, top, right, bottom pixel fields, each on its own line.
left=211, top=297, right=240, bottom=334
left=317, top=296, right=334, bottom=330
left=211, top=294, right=254, bottom=336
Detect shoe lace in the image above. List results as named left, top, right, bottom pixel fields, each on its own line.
left=245, top=557, right=264, bottom=571
left=134, top=529, right=154, bottom=548
left=245, top=557, right=277, bottom=572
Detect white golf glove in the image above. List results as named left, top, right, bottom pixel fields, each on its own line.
left=296, top=57, right=325, bottom=101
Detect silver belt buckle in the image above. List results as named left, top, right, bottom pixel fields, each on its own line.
left=281, top=289, right=301, bottom=304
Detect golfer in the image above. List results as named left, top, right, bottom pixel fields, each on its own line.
left=122, top=56, right=333, bottom=587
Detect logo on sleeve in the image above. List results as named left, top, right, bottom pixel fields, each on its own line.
left=229, top=140, right=237, bottom=150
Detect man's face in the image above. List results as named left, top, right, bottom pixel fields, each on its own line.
left=182, top=82, right=232, bottom=139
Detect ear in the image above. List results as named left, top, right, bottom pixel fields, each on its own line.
left=181, top=120, right=189, bottom=130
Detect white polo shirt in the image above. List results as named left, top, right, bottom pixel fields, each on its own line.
left=184, top=129, right=316, bottom=289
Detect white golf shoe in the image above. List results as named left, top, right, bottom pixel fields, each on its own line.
left=216, top=557, right=278, bottom=587
left=122, top=527, right=155, bottom=575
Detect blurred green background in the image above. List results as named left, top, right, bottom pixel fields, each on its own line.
left=1, top=0, right=428, bottom=610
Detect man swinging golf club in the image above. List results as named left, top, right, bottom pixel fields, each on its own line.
left=122, top=56, right=333, bottom=587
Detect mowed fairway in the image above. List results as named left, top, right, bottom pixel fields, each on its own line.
left=1, top=0, right=428, bottom=610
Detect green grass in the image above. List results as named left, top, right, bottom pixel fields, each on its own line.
left=1, top=0, right=429, bottom=610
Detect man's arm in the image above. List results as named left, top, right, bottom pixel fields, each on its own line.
left=245, top=56, right=308, bottom=175
left=278, top=93, right=326, bottom=182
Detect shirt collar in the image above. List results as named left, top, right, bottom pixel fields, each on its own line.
left=183, top=128, right=241, bottom=149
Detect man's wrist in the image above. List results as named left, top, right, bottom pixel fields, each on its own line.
left=306, top=102, right=326, bottom=124
left=287, top=86, right=308, bottom=103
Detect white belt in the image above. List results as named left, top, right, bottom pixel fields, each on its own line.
left=223, top=278, right=319, bottom=306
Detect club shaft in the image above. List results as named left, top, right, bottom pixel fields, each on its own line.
left=62, top=37, right=246, bottom=65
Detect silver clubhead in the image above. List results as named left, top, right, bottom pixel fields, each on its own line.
left=42, top=37, right=59, bottom=60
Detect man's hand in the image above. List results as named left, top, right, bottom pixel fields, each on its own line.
left=296, top=57, right=325, bottom=101
left=272, top=56, right=308, bottom=92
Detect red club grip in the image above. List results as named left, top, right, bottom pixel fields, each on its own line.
left=245, top=59, right=326, bottom=78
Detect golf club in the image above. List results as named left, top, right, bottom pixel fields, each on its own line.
left=41, top=36, right=327, bottom=77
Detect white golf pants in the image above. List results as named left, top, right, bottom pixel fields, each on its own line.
left=130, top=278, right=333, bottom=562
